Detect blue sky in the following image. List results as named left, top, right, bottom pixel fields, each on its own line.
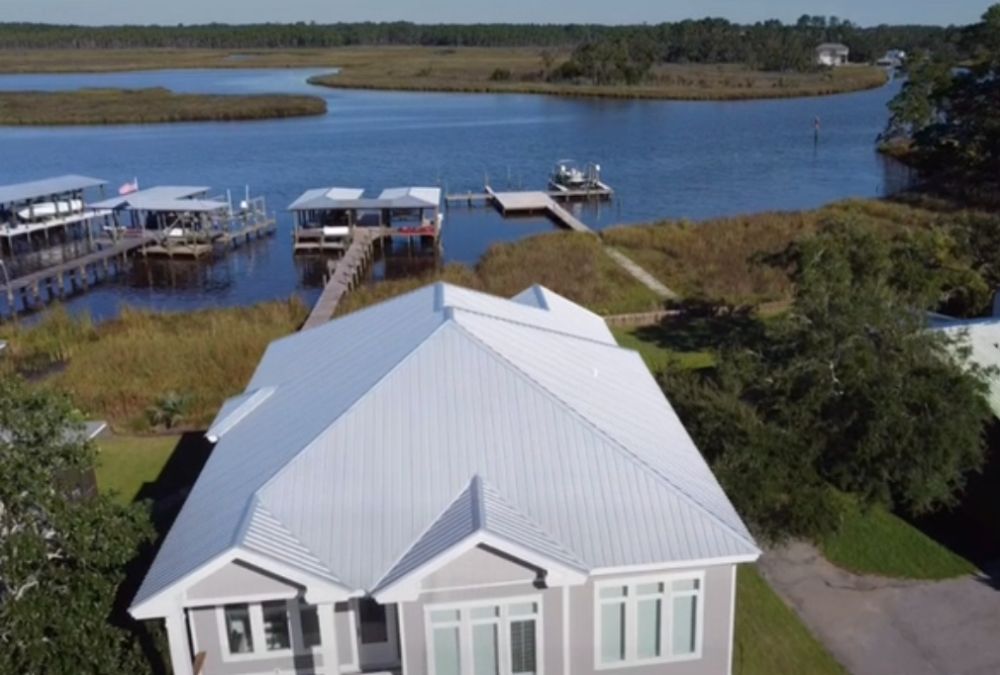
left=1, top=0, right=990, bottom=26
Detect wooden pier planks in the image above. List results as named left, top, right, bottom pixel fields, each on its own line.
left=0, top=233, right=156, bottom=303
left=301, top=228, right=382, bottom=330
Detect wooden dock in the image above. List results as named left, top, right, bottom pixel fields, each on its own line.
left=301, top=228, right=384, bottom=330
left=484, top=187, right=592, bottom=233
left=445, top=185, right=613, bottom=205
left=0, top=233, right=157, bottom=315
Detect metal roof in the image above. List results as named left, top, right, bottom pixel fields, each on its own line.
left=91, top=186, right=224, bottom=213
left=289, top=186, right=440, bottom=212
left=930, top=315, right=1000, bottom=417
left=132, top=283, right=758, bottom=611
left=288, top=187, right=365, bottom=210
left=816, top=42, right=849, bottom=51
left=0, top=175, right=106, bottom=205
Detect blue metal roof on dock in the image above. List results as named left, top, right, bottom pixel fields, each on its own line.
left=0, top=175, right=106, bottom=205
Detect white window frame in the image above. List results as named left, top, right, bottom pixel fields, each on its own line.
left=216, top=598, right=327, bottom=663
left=593, top=571, right=705, bottom=670
left=424, top=594, right=545, bottom=675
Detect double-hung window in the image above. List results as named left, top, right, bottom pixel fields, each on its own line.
left=596, top=573, right=704, bottom=668
left=219, top=599, right=316, bottom=661
left=427, top=598, right=541, bottom=675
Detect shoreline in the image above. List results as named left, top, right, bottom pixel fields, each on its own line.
left=0, top=47, right=890, bottom=102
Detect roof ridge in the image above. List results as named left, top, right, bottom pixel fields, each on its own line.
left=450, top=305, right=616, bottom=348
left=238, top=497, right=343, bottom=583
left=372, top=475, right=480, bottom=591
left=452, top=322, right=758, bottom=552
left=477, top=478, right=589, bottom=569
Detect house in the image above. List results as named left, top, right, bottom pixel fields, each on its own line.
left=130, top=282, right=760, bottom=675
left=929, top=311, right=1000, bottom=417
left=876, top=49, right=906, bottom=68
left=815, top=43, right=850, bottom=67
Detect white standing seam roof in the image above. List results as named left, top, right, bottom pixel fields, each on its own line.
left=289, top=186, right=440, bottom=212
left=288, top=187, right=365, bottom=210
left=90, top=186, right=220, bottom=213
left=0, top=175, right=106, bottom=204
left=131, top=283, right=758, bottom=613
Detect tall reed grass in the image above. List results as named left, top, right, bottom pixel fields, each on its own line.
left=0, top=300, right=307, bottom=431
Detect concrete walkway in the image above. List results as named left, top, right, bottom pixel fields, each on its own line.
left=603, top=247, right=678, bottom=300
left=759, top=542, right=1000, bottom=675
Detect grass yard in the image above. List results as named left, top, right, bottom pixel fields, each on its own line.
left=820, top=495, right=976, bottom=580
left=95, top=434, right=180, bottom=504
left=0, top=87, right=326, bottom=125
left=734, top=565, right=845, bottom=675
left=612, top=325, right=715, bottom=372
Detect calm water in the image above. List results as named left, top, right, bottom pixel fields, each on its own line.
left=0, top=69, right=905, bottom=319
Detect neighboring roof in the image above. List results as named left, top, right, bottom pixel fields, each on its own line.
left=91, top=186, right=223, bottom=213
left=0, top=175, right=106, bottom=205
left=132, top=283, right=758, bottom=613
left=816, top=42, right=850, bottom=51
left=378, top=186, right=442, bottom=208
left=929, top=314, right=1000, bottom=416
left=288, top=187, right=365, bottom=210
left=289, top=186, right=441, bottom=212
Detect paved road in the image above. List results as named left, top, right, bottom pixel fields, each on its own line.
left=759, top=542, right=1000, bottom=675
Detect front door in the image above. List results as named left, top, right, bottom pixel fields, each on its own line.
left=355, top=598, right=400, bottom=669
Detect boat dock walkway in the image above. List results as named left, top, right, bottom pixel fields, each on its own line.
left=0, top=233, right=157, bottom=314
left=604, top=247, right=678, bottom=300
left=301, top=228, right=383, bottom=330
left=465, top=187, right=591, bottom=233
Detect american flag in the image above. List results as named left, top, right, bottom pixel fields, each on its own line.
left=118, top=178, right=139, bottom=195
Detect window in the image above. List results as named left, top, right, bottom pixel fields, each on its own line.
left=427, top=599, right=541, bottom=675
left=262, top=601, right=291, bottom=651
left=224, top=604, right=254, bottom=654
left=595, top=574, right=703, bottom=668
left=219, top=600, right=322, bottom=660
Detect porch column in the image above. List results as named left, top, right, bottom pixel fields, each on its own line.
left=318, top=602, right=341, bottom=673
left=164, top=609, right=194, bottom=675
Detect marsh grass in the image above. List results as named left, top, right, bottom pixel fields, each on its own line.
left=0, top=300, right=307, bottom=431
left=601, top=198, right=1000, bottom=307
left=0, top=47, right=886, bottom=101
left=0, top=87, right=327, bottom=125
left=339, top=232, right=662, bottom=316
left=310, top=50, right=888, bottom=100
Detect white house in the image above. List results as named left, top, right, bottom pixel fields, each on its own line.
left=816, top=43, right=850, bottom=67
left=130, top=282, right=759, bottom=675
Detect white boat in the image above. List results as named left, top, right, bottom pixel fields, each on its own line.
left=549, top=160, right=604, bottom=191
left=17, top=199, right=85, bottom=221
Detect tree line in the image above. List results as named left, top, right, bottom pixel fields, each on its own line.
left=883, top=5, right=1000, bottom=200
left=0, top=18, right=969, bottom=70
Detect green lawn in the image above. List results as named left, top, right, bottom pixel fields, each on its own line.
left=612, top=326, right=715, bottom=373
left=95, top=434, right=180, bottom=504
left=820, top=495, right=976, bottom=580
left=734, top=566, right=845, bottom=675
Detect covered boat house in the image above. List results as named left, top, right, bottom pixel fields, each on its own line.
left=92, top=185, right=274, bottom=258
left=289, top=186, right=442, bottom=254
left=0, top=175, right=108, bottom=278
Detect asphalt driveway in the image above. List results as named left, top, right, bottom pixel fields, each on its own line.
left=758, top=542, right=1000, bottom=675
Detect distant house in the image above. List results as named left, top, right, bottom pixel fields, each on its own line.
left=816, top=43, right=850, bottom=67
left=130, top=282, right=759, bottom=675
left=876, top=49, right=907, bottom=68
